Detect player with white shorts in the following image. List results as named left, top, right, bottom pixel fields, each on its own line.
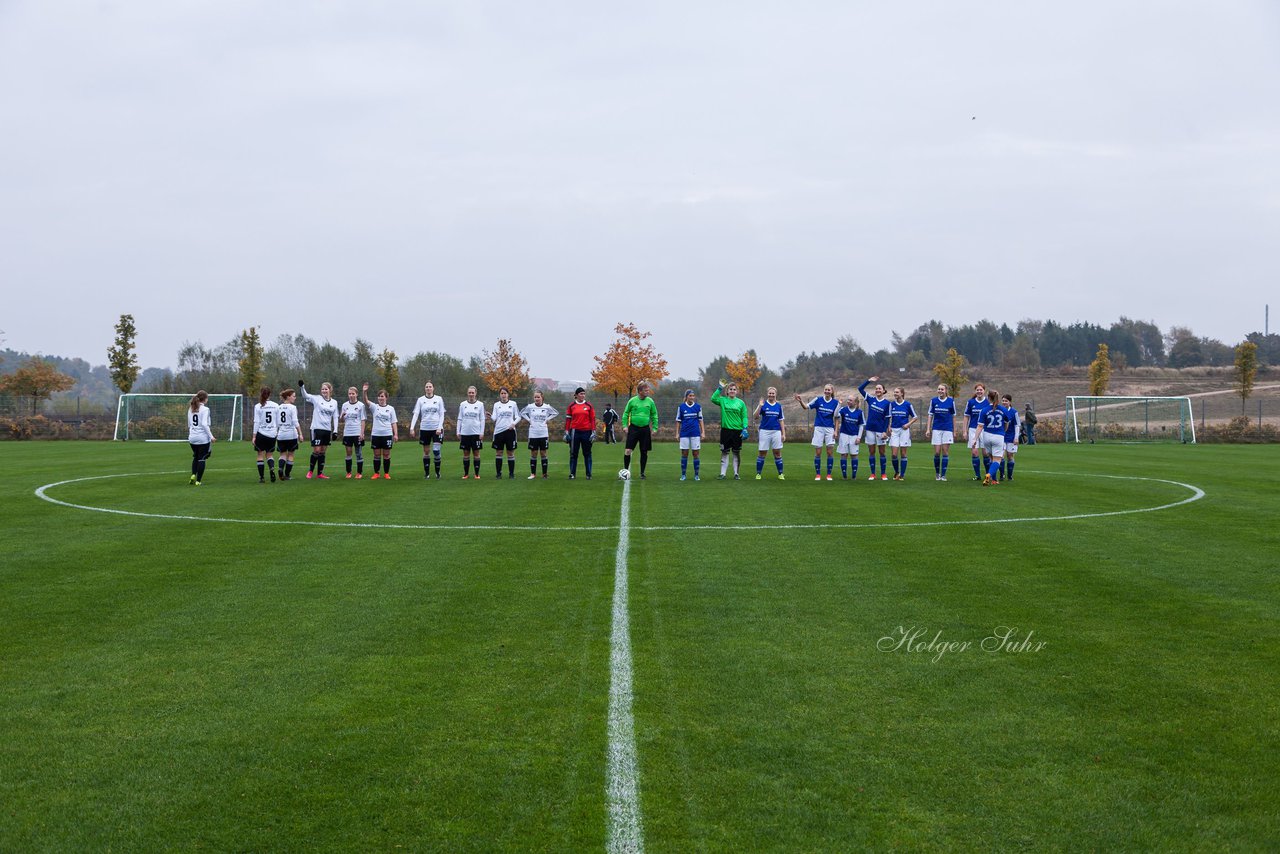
left=754, top=387, right=786, bottom=479
left=858, top=377, right=892, bottom=480
left=887, top=388, right=917, bottom=480
left=796, top=384, right=840, bottom=480
left=926, top=383, right=957, bottom=481
left=675, top=389, right=705, bottom=481
left=999, top=393, right=1019, bottom=481
left=835, top=395, right=865, bottom=480
left=975, top=390, right=1007, bottom=485
left=963, top=383, right=989, bottom=480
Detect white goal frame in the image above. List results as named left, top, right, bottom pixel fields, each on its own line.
left=1065, top=395, right=1195, bottom=444
left=114, top=393, right=244, bottom=442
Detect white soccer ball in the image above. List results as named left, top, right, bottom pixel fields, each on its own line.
left=617, top=468, right=631, bottom=481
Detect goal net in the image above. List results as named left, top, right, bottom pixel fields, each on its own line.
left=114, top=394, right=244, bottom=441
left=1065, top=396, right=1195, bottom=444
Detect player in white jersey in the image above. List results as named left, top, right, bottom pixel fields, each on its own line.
left=489, top=387, right=523, bottom=479
left=362, top=383, right=399, bottom=479
left=409, top=381, right=447, bottom=479
left=457, top=386, right=486, bottom=479
left=252, top=386, right=280, bottom=483
left=299, top=379, right=339, bottom=479
left=339, top=386, right=367, bottom=478
left=186, top=390, right=214, bottom=485
left=520, top=390, right=559, bottom=479
left=275, top=388, right=302, bottom=480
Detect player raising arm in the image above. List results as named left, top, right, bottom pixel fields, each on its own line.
left=754, top=387, right=786, bottom=480
left=275, top=389, right=302, bottom=481
left=710, top=381, right=749, bottom=480
left=299, top=379, right=339, bottom=479
left=363, top=383, right=399, bottom=479
left=858, top=377, right=892, bottom=481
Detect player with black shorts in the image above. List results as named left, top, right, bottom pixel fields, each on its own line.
left=489, top=387, right=522, bottom=479
left=457, top=387, right=486, bottom=479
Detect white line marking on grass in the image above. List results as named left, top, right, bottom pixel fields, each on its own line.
left=33, top=470, right=1204, bottom=534
left=32, top=471, right=615, bottom=531
left=607, top=478, right=644, bottom=854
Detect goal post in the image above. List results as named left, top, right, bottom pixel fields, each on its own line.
left=114, top=394, right=244, bottom=442
left=1064, top=396, right=1195, bottom=444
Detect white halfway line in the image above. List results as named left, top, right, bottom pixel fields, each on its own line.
left=607, top=478, right=644, bottom=853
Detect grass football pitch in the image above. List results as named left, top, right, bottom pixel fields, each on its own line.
left=1, top=439, right=1278, bottom=851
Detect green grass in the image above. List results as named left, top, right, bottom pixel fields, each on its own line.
left=1, top=440, right=1278, bottom=851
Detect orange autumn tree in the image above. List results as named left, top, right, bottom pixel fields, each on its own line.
left=0, top=358, right=76, bottom=414
left=479, top=338, right=532, bottom=397
left=591, top=322, right=669, bottom=402
left=725, top=350, right=763, bottom=396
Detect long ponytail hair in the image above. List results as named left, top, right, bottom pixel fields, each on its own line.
left=259, top=386, right=272, bottom=406
left=190, top=390, right=208, bottom=413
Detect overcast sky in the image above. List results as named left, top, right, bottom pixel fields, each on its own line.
left=2, top=1, right=1277, bottom=379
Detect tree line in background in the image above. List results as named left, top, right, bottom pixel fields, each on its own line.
left=1, top=315, right=1277, bottom=418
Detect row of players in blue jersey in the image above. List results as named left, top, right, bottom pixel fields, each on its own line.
left=675, top=378, right=1022, bottom=483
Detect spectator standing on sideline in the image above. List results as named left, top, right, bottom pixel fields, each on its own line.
left=565, top=387, right=597, bottom=479
left=602, top=403, right=619, bottom=444
left=1023, top=404, right=1038, bottom=445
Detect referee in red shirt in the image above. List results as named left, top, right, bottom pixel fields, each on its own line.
left=565, top=387, right=596, bottom=479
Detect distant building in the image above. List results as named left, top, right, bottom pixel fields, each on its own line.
left=530, top=377, right=559, bottom=392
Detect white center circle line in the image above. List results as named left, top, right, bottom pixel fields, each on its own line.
left=34, top=469, right=1205, bottom=533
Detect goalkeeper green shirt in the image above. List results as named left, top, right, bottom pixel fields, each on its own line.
left=623, top=395, right=658, bottom=429
left=710, top=387, right=749, bottom=431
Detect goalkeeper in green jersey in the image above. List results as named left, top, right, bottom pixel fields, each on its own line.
left=710, top=380, right=749, bottom=479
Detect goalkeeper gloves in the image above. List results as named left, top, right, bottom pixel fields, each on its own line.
left=740, top=428, right=749, bottom=439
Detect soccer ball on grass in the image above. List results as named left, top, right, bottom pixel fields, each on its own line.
left=617, top=468, right=631, bottom=481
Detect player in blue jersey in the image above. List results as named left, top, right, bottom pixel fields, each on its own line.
left=974, top=390, right=1008, bottom=486
left=676, top=388, right=705, bottom=481
left=888, top=387, right=918, bottom=481
left=835, top=395, right=865, bottom=480
left=795, top=384, right=839, bottom=480
left=963, top=383, right=990, bottom=481
left=926, top=383, right=957, bottom=481
left=999, top=393, right=1019, bottom=481
left=858, top=377, right=892, bottom=480
left=754, top=387, right=786, bottom=480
